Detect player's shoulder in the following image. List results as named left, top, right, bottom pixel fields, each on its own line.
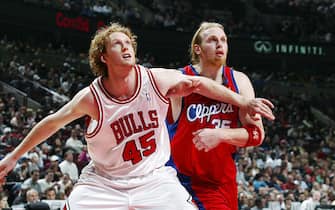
left=70, top=86, right=96, bottom=108
left=231, top=68, right=250, bottom=82
left=75, top=86, right=92, bottom=99
left=149, top=67, right=183, bottom=75
left=148, top=68, right=184, bottom=84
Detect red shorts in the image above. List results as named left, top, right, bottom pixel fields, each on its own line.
left=192, top=181, right=238, bottom=210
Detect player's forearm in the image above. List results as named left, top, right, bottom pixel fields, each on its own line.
left=196, top=76, right=248, bottom=108
left=218, top=127, right=264, bottom=147
left=217, top=128, right=249, bottom=147
left=9, top=114, right=64, bottom=161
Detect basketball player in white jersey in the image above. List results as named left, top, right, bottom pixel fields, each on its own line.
left=0, top=22, right=274, bottom=210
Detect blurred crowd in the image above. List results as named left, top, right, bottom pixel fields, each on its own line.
left=1, top=35, right=335, bottom=210
left=1, top=1, right=335, bottom=209
left=23, top=0, right=335, bottom=43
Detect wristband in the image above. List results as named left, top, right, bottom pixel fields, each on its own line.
left=243, top=124, right=262, bottom=147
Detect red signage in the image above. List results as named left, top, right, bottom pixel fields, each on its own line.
left=56, top=12, right=89, bottom=32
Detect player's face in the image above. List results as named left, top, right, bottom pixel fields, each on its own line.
left=104, top=32, right=136, bottom=68
left=198, top=27, right=228, bottom=66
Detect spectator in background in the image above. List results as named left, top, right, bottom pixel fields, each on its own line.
left=0, top=115, right=8, bottom=135
left=56, top=173, right=73, bottom=196
left=22, top=169, right=42, bottom=195
left=253, top=173, right=269, bottom=193
left=38, top=169, right=56, bottom=196
left=24, top=188, right=50, bottom=210
left=281, top=173, right=297, bottom=191
left=25, top=188, right=40, bottom=204
left=58, top=151, right=78, bottom=183
left=65, top=129, right=83, bottom=154
left=46, top=155, right=62, bottom=182
left=14, top=158, right=30, bottom=182
left=237, top=163, right=249, bottom=187
left=0, top=127, right=17, bottom=148
left=40, top=143, right=51, bottom=165
left=27, top=147, right=44, bottom=171
left=49, top=135, right=64, bottom=159
left=250, top=197, right=264, bottom=210
left=300, top=190, right=321, bottom=210
left=77, top=145, right=90, bottom=171
left=10, top=111, right=24, bottom=129
left=45, top=187, right=57, bottom=200
left=0, top=192, right=10, bottom=210
left=276, top=193, right=286, bottom=210
left=11, top=183, right=30, bottom=206
left=63, top=184, right=73, bottom=200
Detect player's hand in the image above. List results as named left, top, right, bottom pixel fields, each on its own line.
left=192, top=128, right=221, bottom=152
left=0, top=154, right=17, bottom=185
left=166, top=78, right=201, bottom=98
left=245, top=98, right=275, bottom=121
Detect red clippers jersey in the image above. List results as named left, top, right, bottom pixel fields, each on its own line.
left=168, top=65, right=239, bottom=185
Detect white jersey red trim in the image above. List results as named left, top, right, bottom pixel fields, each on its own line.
left=84, top=65, right=170, bottom=178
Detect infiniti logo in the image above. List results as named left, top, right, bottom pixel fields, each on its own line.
left=254, top=41, right=272, bottom=54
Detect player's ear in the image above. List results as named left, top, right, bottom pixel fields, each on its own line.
left=100, top=55, right=106, bottom=63
left=194, top=44, right=201, bottom=55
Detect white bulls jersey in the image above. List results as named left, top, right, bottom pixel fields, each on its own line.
left=85, top=65, right=170, bottom=178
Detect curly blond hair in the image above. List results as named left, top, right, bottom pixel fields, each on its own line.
left=88, top=22, right=137, bottom=77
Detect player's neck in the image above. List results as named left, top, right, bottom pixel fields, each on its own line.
left=103, top=67, right=137, bottom=99
left=195, top=62, right=224, bottom=82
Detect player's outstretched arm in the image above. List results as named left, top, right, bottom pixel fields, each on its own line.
left=0, top=87, right=95, bottom=184
left=150, top=68, right=275, bottom=121
left=190, top=75, right=274, bottom=120
left=193, top=71, right=272, bottom=152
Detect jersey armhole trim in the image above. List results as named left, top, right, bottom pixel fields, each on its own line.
left=85, top=84, right=103, bottom=138
left=166, top=66, right=186, bottom=127
left=229, top=68, right=240, bottom=94
left=147, top=69, right=169, bottom=104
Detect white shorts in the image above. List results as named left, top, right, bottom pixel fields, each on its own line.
left=64, top=166, right=198, bottom=210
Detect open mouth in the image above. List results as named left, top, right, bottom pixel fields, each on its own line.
left=122, top=53, right=132, bottom=59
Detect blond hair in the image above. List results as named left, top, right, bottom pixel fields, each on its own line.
left=190, top=22, right=224, bottom=64
left=88, top=22, right=137, bottom=77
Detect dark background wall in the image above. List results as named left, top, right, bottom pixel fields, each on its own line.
left=1, top=0, right=334, bottom=72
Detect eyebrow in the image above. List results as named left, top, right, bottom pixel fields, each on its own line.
left=207, top=34, right=227, bottom=41
left=111, top=37, right=131, bottom=44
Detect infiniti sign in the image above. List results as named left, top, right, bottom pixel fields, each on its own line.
left=253, top=40, right=325, bottom=56
left=254, top=41, right=273, bottom=54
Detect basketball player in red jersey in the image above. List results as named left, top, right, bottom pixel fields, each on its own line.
left=0, top=22, right=274, bottom=210
left=167, top=22, right=274, bottom=210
